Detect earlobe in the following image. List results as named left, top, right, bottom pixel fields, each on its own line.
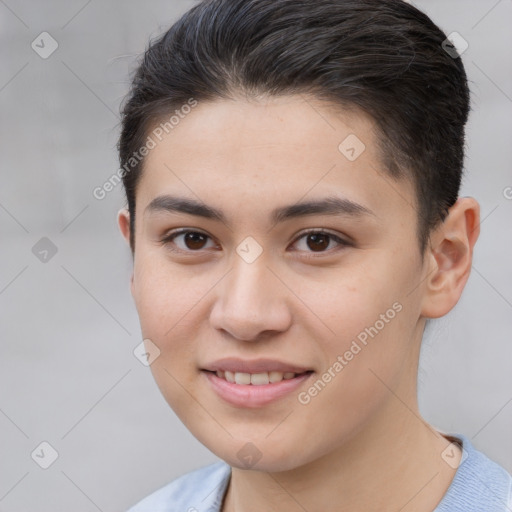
left=421, top=197, right=480, bottom=318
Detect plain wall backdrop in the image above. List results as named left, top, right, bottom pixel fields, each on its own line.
left=1, top=0, right=511, bottom=510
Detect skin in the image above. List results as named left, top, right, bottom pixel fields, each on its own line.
left=118, top=94, right=480, bottom=512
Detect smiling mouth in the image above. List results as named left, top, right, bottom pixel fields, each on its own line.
left=204, top=369, right=313, bottom=385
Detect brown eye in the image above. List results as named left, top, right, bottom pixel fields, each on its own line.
left=182, top=232, right=208, bottom=250
left=292, top=229, right=350, bottom=255
left=305, top=232, right=330, bottom=252
left=161, top=229, right=216, bottom=252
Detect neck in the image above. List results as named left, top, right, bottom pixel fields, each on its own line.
left=222, top=377, right=460, bottom=512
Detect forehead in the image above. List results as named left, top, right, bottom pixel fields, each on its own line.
left=137, top=94, right=416, bottom=226
left=145, top=94, right=376, bottom=167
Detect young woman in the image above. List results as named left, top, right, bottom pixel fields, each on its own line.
left=116, top=1, right=512, bottom=510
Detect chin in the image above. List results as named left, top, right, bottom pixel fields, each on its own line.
left=201, top=435, right=317, bottom=473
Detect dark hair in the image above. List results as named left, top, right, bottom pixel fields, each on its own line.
left=118, top=0, right=470, bottom=255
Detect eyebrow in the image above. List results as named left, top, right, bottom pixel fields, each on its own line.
left=144, top=194, right=375, bottom=225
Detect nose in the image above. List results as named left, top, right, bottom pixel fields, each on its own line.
left=209, top=256, right=292, bottom=342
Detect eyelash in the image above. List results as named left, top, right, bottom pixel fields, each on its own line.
left=159, top=228, right=352, bottom=258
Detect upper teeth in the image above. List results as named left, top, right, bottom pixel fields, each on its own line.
left=215, top=370, right=298, bottom=385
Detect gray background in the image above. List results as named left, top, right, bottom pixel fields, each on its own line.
left=0, top=0, right=511, bottom=510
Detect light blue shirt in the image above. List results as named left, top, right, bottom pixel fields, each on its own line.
left=127, top=434, right=512, bottom=511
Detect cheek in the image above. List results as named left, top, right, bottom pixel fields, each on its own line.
left=309, top=255, right=419, bottom=390
left=132, top=251, right=207, bottom=338
left=292, top=294, right=413, bottom=459
left=130, top=259, right=212, bottom=410
left=131, top=260, right=208, bottom=419
left=313, top=260, right=410, bottom=340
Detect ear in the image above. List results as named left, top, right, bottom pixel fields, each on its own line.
left=420, top=197, right=480, bottom=318
left=117, top=208, right=135, bottom=294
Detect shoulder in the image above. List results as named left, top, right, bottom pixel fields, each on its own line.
left=126, top=461, right=231, bottom=512
left=435, top=433, right=512, bottom=512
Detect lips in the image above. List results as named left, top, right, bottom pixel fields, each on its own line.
left=203, top=370, right=313, bottom=408
left=201, top=358, right=314, bottom=407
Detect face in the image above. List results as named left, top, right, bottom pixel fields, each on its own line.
left=118, top=94, right=431, bottom=471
